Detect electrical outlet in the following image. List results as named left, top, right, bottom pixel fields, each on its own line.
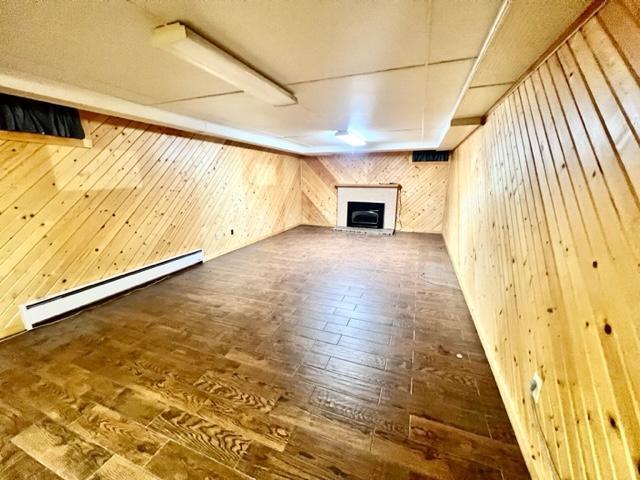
left=530, top=371, right=543, bottom=403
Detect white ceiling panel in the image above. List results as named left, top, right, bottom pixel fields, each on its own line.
left=285, top=129, right=425, bottom=150
left=163, top=67, right=427, bottom=140
left=131, top=0, right=430, bottom=85
left=291, top=67, right=427, bottom=137
left=439, top=125, right=479, bottom=150
left=0, top=1, right=239, bottom=105
left=471, top=0, right=589, bottom=86
left=281, top=131, right=359, bottom=149
left=365, top=129, right=426, bottom=144
left=422, top=59, right=476, bottom=142
left=428, top=0, right=503, bottom=63
left=162, top=93, right=330, bottom=138
left=454, top=83, right=513, bottom=118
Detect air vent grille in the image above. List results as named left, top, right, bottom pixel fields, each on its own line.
left=412, top=150, right=449, bottom=162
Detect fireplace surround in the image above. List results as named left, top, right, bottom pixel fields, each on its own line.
left=335, top=183, right=400, bottom=234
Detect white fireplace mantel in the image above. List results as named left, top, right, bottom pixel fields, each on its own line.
left=335, top=183, right=401, bottom=232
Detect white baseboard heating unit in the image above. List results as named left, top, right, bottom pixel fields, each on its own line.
left=20, top=249, right=204, bottom=330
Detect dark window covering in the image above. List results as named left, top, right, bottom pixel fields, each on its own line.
left=0, top=93, right=85, bottom=139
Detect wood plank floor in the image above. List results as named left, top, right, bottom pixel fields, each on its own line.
left=0, top=226, right=529, bottom=479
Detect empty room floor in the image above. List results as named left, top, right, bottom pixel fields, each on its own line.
left=0, top=226, right=529, bottom=479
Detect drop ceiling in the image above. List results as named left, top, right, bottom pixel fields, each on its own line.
left=0, top=0, right=589, bottom=154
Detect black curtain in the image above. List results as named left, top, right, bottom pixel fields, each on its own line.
left=0, top=93, right=85, bottom=139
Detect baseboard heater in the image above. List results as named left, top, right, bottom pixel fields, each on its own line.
left=20, top=249, right=204, bottom=330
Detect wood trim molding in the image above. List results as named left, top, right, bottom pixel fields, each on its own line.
left=0, top=129, right=92, bottom=148
left=486, top=0, right=608, bottom=117
left=450, top=116, right=485, bottom=126
left=334, top=183, right=402, bottom=189
left=0, top=110, right=94, bottom=148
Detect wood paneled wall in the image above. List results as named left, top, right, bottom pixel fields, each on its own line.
left=0, top=114, right=301, bottom=340
left=443, top=2, right=640, bottom=478
left=301, top=153, right=449, bottom=233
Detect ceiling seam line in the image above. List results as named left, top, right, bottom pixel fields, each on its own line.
left=152, top=64, right=428, bottom=106
left=427, top=56, right=477, bottom=66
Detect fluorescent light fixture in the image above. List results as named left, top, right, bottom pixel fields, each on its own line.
left=152, top=22, right=297, bottom=106
left=335, top=130, right=366, bottom=147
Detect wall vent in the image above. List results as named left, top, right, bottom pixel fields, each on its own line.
left=20, top=249, right=204, bottom=329
left=412, top=150, right=450, bottom=162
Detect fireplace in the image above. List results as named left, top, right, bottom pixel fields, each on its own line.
left=347, top=201, right=385, bottom=229
left=335, top=183, right=400, bottom=234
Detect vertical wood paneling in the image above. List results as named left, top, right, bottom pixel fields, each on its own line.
left=443, top=2, right=640, bottom=478
left=301, top=152, right=449, bottom=233
left=0, top=116, right=301, bottom=340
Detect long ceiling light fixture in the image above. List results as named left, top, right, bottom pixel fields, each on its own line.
left=335, top=130, right=366, bottom=147
left=152, top=22, right=297, bottom=106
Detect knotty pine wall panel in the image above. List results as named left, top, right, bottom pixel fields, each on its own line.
left=443, top=2, right=640, bottom=478
left=0, top=115, right=301, bottom=339
left=301, top=152, right=449, bottom=233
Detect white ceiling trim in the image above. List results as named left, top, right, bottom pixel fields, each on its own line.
left=431, top=0, right=510, bottom=147
left=1, top=66, right=441, bottom=155
left=453, top=0, right=511, bottom=112
left=0, top=61, right=497, bottom=156
left=0, top=67, right=306, bottom=154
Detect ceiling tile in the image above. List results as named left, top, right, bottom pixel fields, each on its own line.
left=161, top=93, right=330, bottom=138
left=293, top=67, right=426, bottom=135
left=162, top=66, right=426, bottom=140
left=471, top=0, right=589, bottom=86
left=131, top=0, right=430, bottom=85
left=423, top=59, right=475, bottom=142
left=439, top=124, right=479, bottom=150
left=0, top=1, right=238, bottom=105
left=454, top=83, right=512, bottom=118
left=428, top=0, right=503, bottom=63
left=285, top=129, right=424, bottom=149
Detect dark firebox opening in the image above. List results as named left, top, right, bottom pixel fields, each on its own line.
left=347, top=201, right=385, bottom=229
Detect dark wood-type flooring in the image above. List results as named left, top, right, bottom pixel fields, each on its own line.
left=0, top=226, right=529, bottom=479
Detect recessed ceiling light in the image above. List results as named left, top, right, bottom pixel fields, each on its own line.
left=152, top=22, right=297, bottom=106
left=335, top=130, right=366, bottom=147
